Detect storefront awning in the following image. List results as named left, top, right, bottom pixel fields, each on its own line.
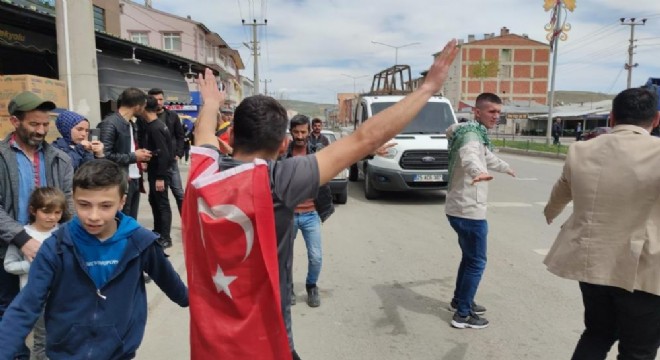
left=97, top=53, right=191, bottom=103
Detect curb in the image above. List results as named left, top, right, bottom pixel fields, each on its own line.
left=496, top=147, right=567, bottom=160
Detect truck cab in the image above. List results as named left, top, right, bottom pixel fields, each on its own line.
left=348, top=65, right=457, bottom=199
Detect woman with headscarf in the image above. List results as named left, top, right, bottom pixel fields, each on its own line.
left=52, top=111, right=105, bottom=170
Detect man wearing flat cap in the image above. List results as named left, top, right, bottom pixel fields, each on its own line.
left=0, top=91, right=73, bottom=359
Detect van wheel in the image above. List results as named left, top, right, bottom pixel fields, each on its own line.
left=364, top=167, right=381, bottom=200
left=349, top=164, right=359, bottom=182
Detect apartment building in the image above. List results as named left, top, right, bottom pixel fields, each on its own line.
left=119, top=0, right=244, bottom=103
left=444, top=27, right=550, bottom=109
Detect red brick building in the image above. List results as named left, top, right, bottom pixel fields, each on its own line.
left=444, top=27, right=550, bottom=109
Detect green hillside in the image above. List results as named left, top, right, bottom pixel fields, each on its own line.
left=277, top=99, right=335, bottom=119
left=553, top=91, right=614, bottom=105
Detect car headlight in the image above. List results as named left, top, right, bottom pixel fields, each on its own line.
left=381, top=147, right=398, bottom=159
left=334, top=168, right=348, bottom=180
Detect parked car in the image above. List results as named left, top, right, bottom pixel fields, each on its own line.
left=582, top=127, right=611, bottom=141
left=321, top=130, right=348, bottom=204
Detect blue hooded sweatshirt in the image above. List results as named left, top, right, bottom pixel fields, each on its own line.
left=0, top=213, right=188, bottom=360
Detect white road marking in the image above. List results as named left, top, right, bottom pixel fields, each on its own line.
left=534, top=202, right=573, bottom=207
left=533, top=248, right=549, bottom=256
left=488, top=202, right=533, bottom=208
left=515, top=177, right=538, bottom=181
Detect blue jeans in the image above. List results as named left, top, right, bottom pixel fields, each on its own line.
left=447, top=215, right=488, bottom=317
left=292, top=211, right=322, bottom=286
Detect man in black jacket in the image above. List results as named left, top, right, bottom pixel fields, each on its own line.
left=99, top=88, right=152, bottom=219
left=284, top=114, right=334, bottom=308
left=142, top=96, right=174, bottom=247
left=148, top=89, right=185, bottom=214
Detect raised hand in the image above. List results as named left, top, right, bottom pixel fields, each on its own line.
left=420, top=39, right=459, bottom=95
left=197, top=68, right=226, bottom=107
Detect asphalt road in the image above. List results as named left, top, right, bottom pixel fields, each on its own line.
left=137, top=154, right=639, bottom=360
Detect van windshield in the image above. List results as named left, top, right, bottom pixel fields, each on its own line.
left=370, top=101, right=455, bottom=134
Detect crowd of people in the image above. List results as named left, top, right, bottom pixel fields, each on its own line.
left=0, top=37, right=658, bottom=360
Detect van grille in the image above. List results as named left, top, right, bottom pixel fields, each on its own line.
left=399, top=150, right=449, bottom=170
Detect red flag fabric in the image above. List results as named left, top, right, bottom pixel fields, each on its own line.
left=182, top=146, right=291, bottom=360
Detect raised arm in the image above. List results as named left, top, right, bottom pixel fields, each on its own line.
left=315, top=39, right=459, bottom=185
left=194, top=71, right=226, bottom=148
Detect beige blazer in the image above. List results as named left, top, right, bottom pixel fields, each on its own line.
left=544, top=125, right=660, bottom=296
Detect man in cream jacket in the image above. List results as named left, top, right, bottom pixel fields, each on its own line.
left=544, top=87, right=660, bottom=359
left=445, top=92, right=515, bottom=329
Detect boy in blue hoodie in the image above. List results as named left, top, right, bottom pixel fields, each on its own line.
left=0, top=159, right=188, bottom=360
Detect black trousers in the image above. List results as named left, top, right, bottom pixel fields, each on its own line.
left=572, top=282, right=660, bottom=360
left=122, top=178, right=141, bottom=220
left=148, top=175, right=172, bottom=241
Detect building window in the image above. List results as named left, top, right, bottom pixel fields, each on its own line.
left=501, top=49, right=512, bottom=62
left=129, top=32, right=149, bottom=46
left=163, top=32, right=182, bottom=51
left=500, top=65, right=512, bottom=78
left=93, top=5, right=106, bottom=32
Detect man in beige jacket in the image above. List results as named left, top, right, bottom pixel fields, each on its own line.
left=445, top=93, right=515, bottom=329
left=544, top=87, right=660, bottom=359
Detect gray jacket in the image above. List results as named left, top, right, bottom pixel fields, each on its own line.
left=0, top=134, right=74, bottom=258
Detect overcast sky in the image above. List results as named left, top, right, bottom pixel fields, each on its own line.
left=153, top=0, right=660, bottom=104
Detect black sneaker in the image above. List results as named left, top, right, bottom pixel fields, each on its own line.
left=451, top=312, right=489, bottom=329
left=306, top=286, right=320, bottom=308
left=448, top=299, right=486, bottom=315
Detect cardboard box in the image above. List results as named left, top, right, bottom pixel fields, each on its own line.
left=0, top=113, right=62, bottom=143
left=0, top=75, right=68, bottom=116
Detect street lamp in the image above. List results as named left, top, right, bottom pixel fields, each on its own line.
left=371, top=41, right=421, bottom=65
left=341, top=74, right=370, bottom=94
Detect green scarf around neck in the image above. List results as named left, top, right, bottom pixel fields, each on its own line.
left=447, top=121, right=491, bottom=186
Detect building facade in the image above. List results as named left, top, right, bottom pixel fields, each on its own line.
left=118, top=0, right=244, bottom=104
left=444, top=27, right=550, bottom=110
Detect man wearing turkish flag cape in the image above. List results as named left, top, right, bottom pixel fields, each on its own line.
left=186, top=39, right=459, bottom=360
left=183, top=146, right=289, bottom=360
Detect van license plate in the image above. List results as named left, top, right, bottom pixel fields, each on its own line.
left=414, top=174, right=443, bottom=182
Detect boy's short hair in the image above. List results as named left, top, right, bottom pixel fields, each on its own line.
left=28, top=187, right=69, bottom=223
left=233, top=95, right=289, bottom=154
left=73, top=159, right=128, bottom=196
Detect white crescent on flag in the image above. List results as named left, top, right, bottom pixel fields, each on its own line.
left=197, top=197, right=255, bottom=299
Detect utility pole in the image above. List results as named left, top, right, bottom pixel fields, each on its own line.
left=242, top=19, right=267, bottom=94
left=55, top=0, right=101, bottom=126
left=261, top=79, right=272, bottom=96
left=620, top=18, right=646, bottom=89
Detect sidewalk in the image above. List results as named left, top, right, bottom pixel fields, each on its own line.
left=141, top=162, right=190, bottom=308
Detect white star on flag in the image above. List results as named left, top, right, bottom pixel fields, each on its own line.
left=212, top=265, right=237, bottom=299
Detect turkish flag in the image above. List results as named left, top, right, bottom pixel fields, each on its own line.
left=182, top=146, right=291, bottom=360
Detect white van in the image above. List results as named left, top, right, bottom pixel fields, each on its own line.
left=348, top=93, right=457, bottom=199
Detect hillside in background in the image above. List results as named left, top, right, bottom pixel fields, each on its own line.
left=277, top=99, right=335, bottom=119
left=274, top=91, right=614, bottom=118
left=553, top=91, right=614, bottom=105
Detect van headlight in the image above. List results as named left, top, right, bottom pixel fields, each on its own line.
left=334, top=168, right=348, bottom=180
left=381, top=147, right=398, bottom=159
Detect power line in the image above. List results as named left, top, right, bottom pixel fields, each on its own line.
left=560, top=22, right=621, bottom=53
left=606, top=67, right=625, bottom=94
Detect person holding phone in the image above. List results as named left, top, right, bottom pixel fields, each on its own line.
left=52, top=111, right=105, bottom=170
